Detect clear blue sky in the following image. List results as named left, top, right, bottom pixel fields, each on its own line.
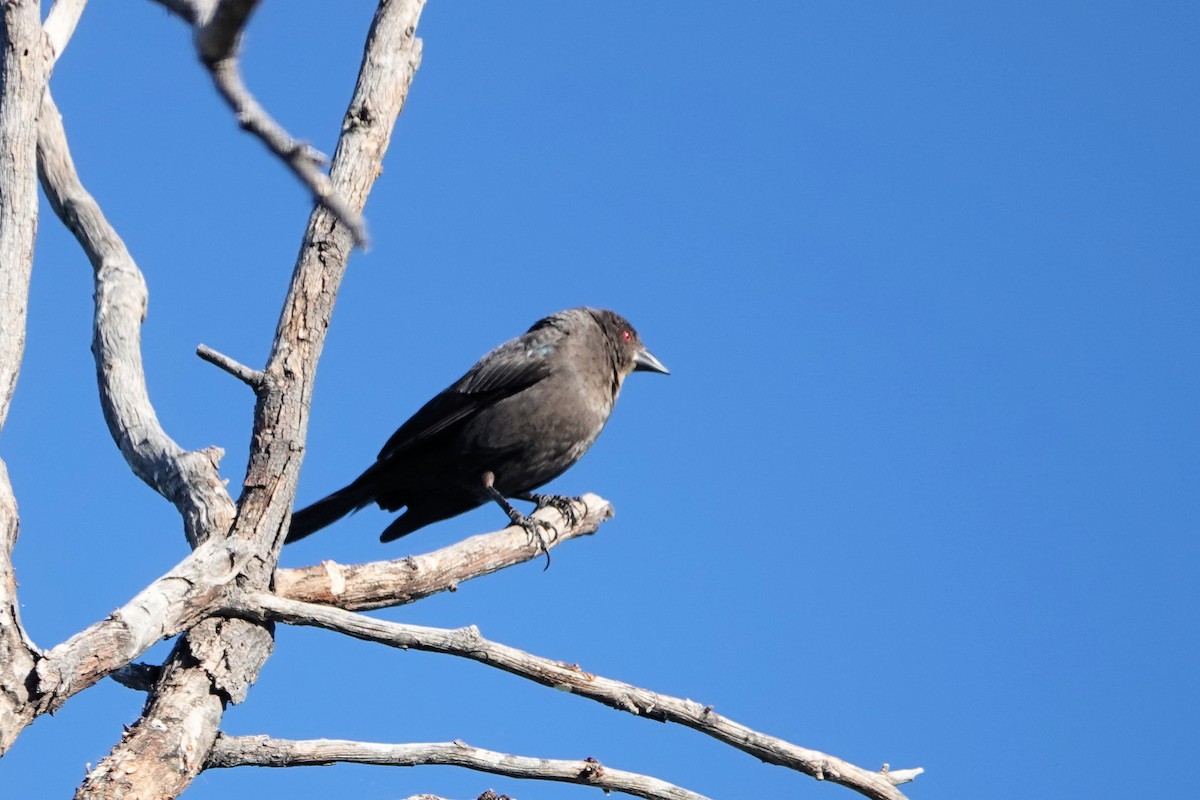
left=2, top=2, right=1197, bottom=798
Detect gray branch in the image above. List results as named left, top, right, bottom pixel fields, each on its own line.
left=42, top=0, right=88, bottom=69
left=75, top=3, right=427, bottom=797
left=208, top=735, right=713, bottom=800
left=230, top=593, right=921, bottom=800
left=153, top=0, right=369, bottom=245
left=0, top=0, right=48, bottom=755
left=196, top=343, right=265, bottom=390
left=275, top=494, right=614, bottom=610
left=37, top=89, right=238, bottom=549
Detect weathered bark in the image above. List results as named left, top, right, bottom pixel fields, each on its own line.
left=1, top=4, right=926, bottom=798
left=33, top=86, right=242, bottom=715
left=275, top=494, right=614, bottom=610
left=0, top=0, right=46, bottom=755
left=75, top=2, right=426, bottom=796
left=209, top=736, right=714, bottom=800
left=231, top=593, right=920, bottom=800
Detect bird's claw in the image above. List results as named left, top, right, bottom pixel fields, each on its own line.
left=508, top=510, right=559, bottom=573
left=523, top=493, right=581, bottom=526
left=515, top=514, right=555, bottom=571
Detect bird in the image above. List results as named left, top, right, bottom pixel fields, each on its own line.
left=286, top=307, right=668, bottom=549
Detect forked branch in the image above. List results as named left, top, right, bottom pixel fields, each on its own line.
left=74, top=3, right=427, bottom=797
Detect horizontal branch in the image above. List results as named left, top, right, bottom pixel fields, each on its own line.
left=208, top=735, right=711, bottom=800
left=230, top=592, right=919, bottom=800
left=275, top=493, right=613, bottom=611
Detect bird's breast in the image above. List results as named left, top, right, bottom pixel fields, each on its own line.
left=460, top=373, right=614, bottom=493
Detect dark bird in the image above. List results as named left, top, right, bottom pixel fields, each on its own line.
left=286, top=307, right=668, bottom=547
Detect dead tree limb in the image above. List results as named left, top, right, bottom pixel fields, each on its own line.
left=37, top=89, right=237, bottom=549
left=230, top=593, right=920, bottom=800
left=0, top=0, right=48, bottom=755
left=209, top=735, right=713, bottom=800
left=152, top=0, right=369, bottom=245
left=276, top=494, right=614, bottom=610
left=74, top=3, right=426, bottom=797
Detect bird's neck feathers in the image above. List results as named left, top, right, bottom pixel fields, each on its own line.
left=601, top=333, right=626, bottom=402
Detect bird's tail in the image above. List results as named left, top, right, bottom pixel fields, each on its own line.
left=286, top=480, right=374, bottom=543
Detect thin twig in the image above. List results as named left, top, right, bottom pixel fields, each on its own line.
left=208, top=735, right=712, bottom=800
left=192, top=0, right=368, bottom=246
left=196, top=343, right=265, bottom=389
left=204, top=57, right=368, bottom=247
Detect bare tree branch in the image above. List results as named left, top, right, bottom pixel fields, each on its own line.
left=208, top=735, right=713, bottom=800
left=28, top=532, right=256, bottom=714
left=196, top=342, right=265, bottom=390
left=42, top=0, right=88, bottom=69
left=27, top=84, right=260, bottom=724
left=194, top=0, right=258, bottom=60
left=2, top=5, right=922, bottom=798
left=275, top=494, right=614, bottom=610
left=37, top=90, right=238, bottom=550
left=0, top=0, right=48, bottom=755
left=76, top=3, right=426, bottom=796
left=153, top=0, right=370, bottom=245
left=232, top=593, right=919, bottom=800
left=104, top=497, right=610, bottom=698
left=0, top=0, right=43, bottom=432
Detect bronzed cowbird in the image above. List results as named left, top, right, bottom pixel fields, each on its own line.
left=286, top=307, right=668, bottom=545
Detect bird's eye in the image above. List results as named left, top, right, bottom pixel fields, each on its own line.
left=621, top=329, right=632, bottom=342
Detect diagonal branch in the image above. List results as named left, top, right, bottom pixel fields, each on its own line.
left=275, top=494, right=614, bottom=610
left=233, top=593, right=921, bottom=800
left=204, top=55, right=368, bottom=247
left=154, top=0, right=370, bottom=246
left=208, top=735, right=713, bottom=800
left=98, top=493, right=609, bottom=705
left=42, top=0, right=88, bottom=69
left=76, top=3, right=427, bottom=797
left=30, top=532, right=253, bottom=714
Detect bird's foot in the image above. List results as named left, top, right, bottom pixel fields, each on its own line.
left=482, top=472, right=555, bottom=570
left=516, top=492, right=581, bottom=527
left=511, top=510, right=555, bottom=571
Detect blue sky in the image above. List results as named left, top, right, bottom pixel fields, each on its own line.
left=2, top=2, right=1197, bottom=798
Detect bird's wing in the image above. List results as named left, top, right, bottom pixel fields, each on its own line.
left=376, top=331, right=564, bottom=460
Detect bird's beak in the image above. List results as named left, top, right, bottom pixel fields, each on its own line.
left=633, top=348, right=670, bottom=375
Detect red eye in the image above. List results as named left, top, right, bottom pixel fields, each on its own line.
left=621, top=329, right=632, bottom=342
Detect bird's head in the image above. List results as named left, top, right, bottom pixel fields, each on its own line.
left=587, top=308, right=670, bottom=378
